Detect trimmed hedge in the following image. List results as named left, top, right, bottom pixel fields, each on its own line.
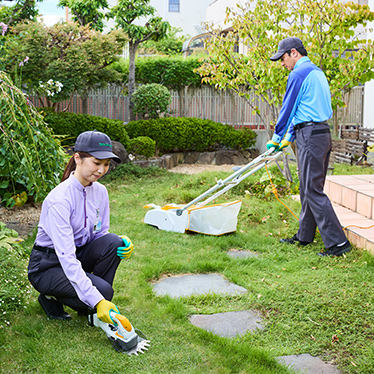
left=40, top=109, right=130, bottom=148
left=125, top=117, right=257, bottom=154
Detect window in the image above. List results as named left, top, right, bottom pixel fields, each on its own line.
left=169, top=0, right=180, bottom=12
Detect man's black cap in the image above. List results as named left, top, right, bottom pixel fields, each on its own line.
left=74, top=130, right=121, bottom=163
left=270, top=37, right=304, bottom=61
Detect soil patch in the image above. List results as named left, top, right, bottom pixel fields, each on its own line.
left=169, top=164, right=238, bottom=175
left=1, top=203, right=41, bottom=239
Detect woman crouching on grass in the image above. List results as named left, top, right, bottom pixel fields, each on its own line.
left=28, top=130, right=133, bottom=324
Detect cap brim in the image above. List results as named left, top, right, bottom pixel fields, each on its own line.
left=89, top=151, right=121, bottom=163
left=270, top=51, right=285, bottom=61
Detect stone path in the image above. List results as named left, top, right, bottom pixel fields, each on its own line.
left=153, top=273, right=247, bottom=298
left=276, top=354, right=341, bottom=374
left=189, top=310, right=263, bottom=338
left=152, top=257, right=342, bottom=374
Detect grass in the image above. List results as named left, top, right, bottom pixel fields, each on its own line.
left=1, top=163, right=374, bottom=373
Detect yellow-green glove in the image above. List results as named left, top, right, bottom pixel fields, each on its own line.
left=266, top=140, right=279, bottom=151
left=96, top=299, right=119, bottom=324
left=279, top=139, right=291, bottom=151
left=117, top=235, right=134, bottom=260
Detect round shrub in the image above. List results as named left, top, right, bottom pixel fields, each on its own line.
left=132, top=83, right=171, bottom=119
left=129, top=136, right=156, bottom=158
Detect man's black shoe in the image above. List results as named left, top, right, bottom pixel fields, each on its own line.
left=38, top=294, right=71, bottom=320
left=317, top=241, right=351, bottom=257
left=279, top=234, right=310, bottom=246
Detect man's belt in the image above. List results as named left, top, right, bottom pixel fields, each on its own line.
left=294, top=121, right=328, bottom=131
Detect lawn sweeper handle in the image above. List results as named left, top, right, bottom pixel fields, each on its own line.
left=175, top=147, right=283, bottom=216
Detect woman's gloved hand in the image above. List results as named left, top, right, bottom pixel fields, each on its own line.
left=96, top=299, right=119, bottom=324
left=117, top=235, right=134, bottom=260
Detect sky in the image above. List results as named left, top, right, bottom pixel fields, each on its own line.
left=36, top=0, right=66, bottom=27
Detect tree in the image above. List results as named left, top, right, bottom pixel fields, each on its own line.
left=198, top=0, right=374, bottom=138
left=136, top=56, right=202, bottom=116
left=4, top=21, right=126, bottom=113
left=0, top=0, right=42, bottom=25
left=57, top=0, right=108, bottom=32
left=109, top=0, right=170, bottom=121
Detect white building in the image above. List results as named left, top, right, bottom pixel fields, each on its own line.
left=107, top=0, right=211, bottom=37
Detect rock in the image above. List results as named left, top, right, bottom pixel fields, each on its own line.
left=109, top=141, right=129, bottom=172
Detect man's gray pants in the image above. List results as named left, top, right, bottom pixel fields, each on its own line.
left=295, top=122, right=347, bottom=248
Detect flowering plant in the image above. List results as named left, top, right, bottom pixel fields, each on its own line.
left=37, top=79, right=63, bottom=97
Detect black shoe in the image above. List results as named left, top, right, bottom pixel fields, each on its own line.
left=317, top=241, right=351, bottom=257
left=77, top=309, right=88, bottom=317
left=38, top=294, right=71, bottom=320
left=279, top=234, right=310, bottom=246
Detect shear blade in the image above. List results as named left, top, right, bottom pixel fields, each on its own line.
left=125, top=340, right=151, bottom=356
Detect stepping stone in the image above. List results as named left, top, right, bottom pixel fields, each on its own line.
left=153, top=274, right=247, bottom=298
left=276, top=354, right=341, bottom=374
left=189, top=310, right=263, bottom=338
left=228, top=249, right=259, bottom=258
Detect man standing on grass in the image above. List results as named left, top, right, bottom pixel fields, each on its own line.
left=266, top=37, right=350, bottom=257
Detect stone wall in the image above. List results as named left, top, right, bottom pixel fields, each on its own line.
left=133, top=149, right=260, bottom=170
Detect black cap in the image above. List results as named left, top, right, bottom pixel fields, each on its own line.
left=74, top=131, right=121, bottom=163
left=270, top=37, right=304, bottom=61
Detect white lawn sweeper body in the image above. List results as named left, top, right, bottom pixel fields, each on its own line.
left=144, top=148, right=282, bottom=235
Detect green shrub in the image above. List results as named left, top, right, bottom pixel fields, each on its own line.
left=125, top=117, right=257, bottom=154
left=0, top=222, right=31, bottom=326
left=129, top=136, right=156, bottom=158
left=131, top=83, right=171, bottom=119
left=0, top=72, right=65, bottom=207
left=40, top=110, right=130, bottom=149
left=101, top=162, right=168, bottom=182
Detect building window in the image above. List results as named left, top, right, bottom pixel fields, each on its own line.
left=169, top=0, right=180, bottom=12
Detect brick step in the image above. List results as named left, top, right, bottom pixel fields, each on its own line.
left=325, top=175, right=374, bottom=253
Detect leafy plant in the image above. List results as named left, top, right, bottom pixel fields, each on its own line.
left=0, top=221, right=31, bottom=327
left=41, top=110, right=130, bottom=149
left=101, top=162, right=167, bottom=181
left=198, top=0, right=374, bottom=137
left=0, top=71, right=65, bottom=207
left=132, top=83, right=171, bottom=119
left=4, top=21, right=125, bottom=112
left=129, top=136, right=156, bottom=158
left=139, top=27, right=188, bottom=56
left=125, top=117, right=257, bottom=154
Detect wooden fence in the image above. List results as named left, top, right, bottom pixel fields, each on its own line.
left=30, top=85, right=364, bottom=129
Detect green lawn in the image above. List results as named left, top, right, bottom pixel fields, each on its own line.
left=1, top=163, right=374, bottom=374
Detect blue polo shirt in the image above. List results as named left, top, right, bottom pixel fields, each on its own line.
left=272, top=56, right=332, bottom=144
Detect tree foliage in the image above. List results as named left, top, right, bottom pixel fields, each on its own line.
left=138, top=27, right=188, bottom=56
left=57, top=0, right=108, bottom=31
left=0, top=71, right=65, bottom=207
left=0, top=0, right=42, bottom=26
left=198, top=0, right=374, bottom=137
left=4, top=21, right=126, bottom=110
left=109, top=0, right=170, bottom=121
